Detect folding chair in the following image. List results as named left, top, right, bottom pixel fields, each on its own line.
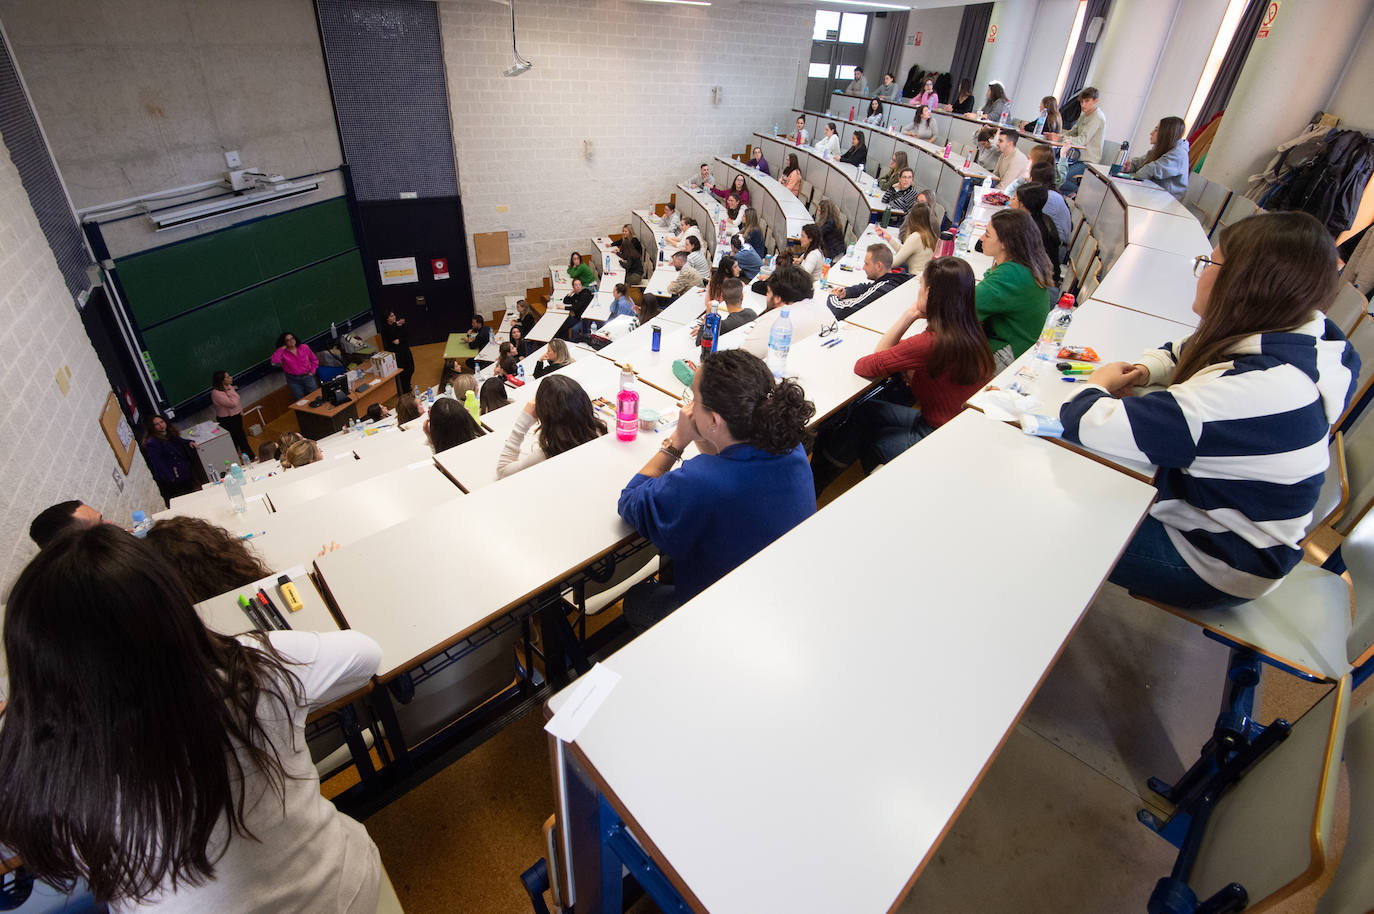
left=1327, top=280, right=1369, bottom=337
left=1210, top=194, right=1259, bottom=242
left=1080, top=256, right=1103, bottom=299
left=1334, top=313, right=1374, bottom=432
left=1315, top=687, right=1374, bottom=914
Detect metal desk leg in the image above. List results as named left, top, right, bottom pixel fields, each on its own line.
left=599, top=796, right=692, bottom=914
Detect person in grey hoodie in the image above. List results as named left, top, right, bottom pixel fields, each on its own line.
left=1123, top=115, right=1191, bottom=200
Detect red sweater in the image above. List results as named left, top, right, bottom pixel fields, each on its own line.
left=853, top=332, right=988, bottom=427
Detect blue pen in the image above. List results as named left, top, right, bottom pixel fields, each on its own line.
left=239, top=531, right=268, bottom=540
left=1060, top=376, right=1087, bottom=383
left=822, top=337, right=844, bottom=348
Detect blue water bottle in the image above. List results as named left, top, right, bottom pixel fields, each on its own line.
left=651, top=325, right=662, bottom=352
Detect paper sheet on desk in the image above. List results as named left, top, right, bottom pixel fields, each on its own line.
left=977, top=388, right=1043, bottom=422
left=545, top=663, right=621, bottom=743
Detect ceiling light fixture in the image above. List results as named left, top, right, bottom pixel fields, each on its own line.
left=640, top=0, right=713, bottom=6
left=503, top=0, right=533, bottom=77
left=820, top=0, right=911, bottom=10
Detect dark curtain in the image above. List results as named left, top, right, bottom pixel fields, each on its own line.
left=1190, top=0, right=1268, bottom=132
left=1059, top=0, right=1114, bottom=116
left=881, top=11, right=909, bottom=78
left=948, top=3, right=994, bottom=94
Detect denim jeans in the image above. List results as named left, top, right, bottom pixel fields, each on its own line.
left=813, top=395, right=935, bottom=494
left=285, top=372, right=317, bottom=401
left=1108, top=516, right=1247, bottom=610
left=1060, top=160, right=1088, bottom=195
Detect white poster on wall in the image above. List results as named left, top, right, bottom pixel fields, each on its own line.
left=378, top=257, right=419, bottom=285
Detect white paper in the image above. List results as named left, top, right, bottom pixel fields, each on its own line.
left=545, top=663, right=621, bottom=743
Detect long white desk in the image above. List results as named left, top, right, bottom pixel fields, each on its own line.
left=1126, top=208, right=1212, bottom=259
left=196, top=567, right=339, bottom=638
left=266, top=434, right=437, bottom=511
left=480, top=352, right=630, bottom=435
left=550, top=408, right=1157, bottom=914
left=673, top=184, right=720, bottom=257
left=1090, top=244, right=1201, bottom=328
left=711, top=154, right=810, bottom=243
left=1084, top=163, right=1191, bottom=216
left=314, top=429, right=663, bottom=681
left=820, top=94, right=1057, bottom=158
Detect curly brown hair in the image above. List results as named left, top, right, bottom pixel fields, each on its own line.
left=143, top=516, right=272, bottom=603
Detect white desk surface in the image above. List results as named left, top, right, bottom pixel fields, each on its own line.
left=554, top=409, right=1158, bottom=914
left=529, top=307, right=571, bottom=342
left=1089, top=244, right=1201, bottom=328
left=713, top=154, right=811, bottom=237
left=266, top=434, right=438, bottom=511
left=250, top=463, right=462, bottom=571
left=315, top=430, right=663, bottom=680
left=196, top=568, right=338, bottom=638
left=600, top=319, right=703, bottom=399
left=1126, top=207, right=1213, bottom=259
left=154, top=490, right=273, bottom=530
left=632, top=208, right=673, bottom=241
left=581, top=291, right=616, bottom=323
left=654, top=288, right=710, bottom=326
left=1090, top=168, right=1192, bottom=217
left=644, top=265, right=679, bottom=296
left=967, top=298, right=1186, bottom=479
left=479, top=354, right=628, bottom=435
left=782, top=322, right=882, bottom=423
left=498, top=303, right=519, bottom=333
left=758, top=132, right=885, bottom=213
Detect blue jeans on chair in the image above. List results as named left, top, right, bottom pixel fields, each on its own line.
left=1060, top=160, right=1088, bottom=195
left=1108, top=516, right=1247, bottom=610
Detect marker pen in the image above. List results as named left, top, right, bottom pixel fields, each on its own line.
left=237, top=594, right=271, bottom=631
left=256, top=589, right=289, bottom=630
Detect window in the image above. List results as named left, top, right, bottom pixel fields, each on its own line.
left=808, top=63, right=831, bottom=79
left=813, top=10, right=840, bottom=40
left=835, top=65, right=856, bottom=80
left=838, top=12, right=868, bottom=44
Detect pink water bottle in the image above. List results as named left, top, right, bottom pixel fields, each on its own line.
left=943, top=141, right=952, bottom=159
left=616, top=365, right=639, bottom=441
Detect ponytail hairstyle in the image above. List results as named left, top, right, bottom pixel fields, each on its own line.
left=1145, top=115, right=1186, bottom=165
left=1014, top=182, right=1062, bottom=284
left=923, top=257, right=995, bottom=386
left=0, top=525, right=303, bottom=905
left=1174, top=212, right=1339, bottom=384
left=696, top=349, right=815, bottom=454
left=989, top=209, right=1053, bottom=288
left=1040, top=96, right=1062, bottom=133
left=534, top=374, right=607, bottom=456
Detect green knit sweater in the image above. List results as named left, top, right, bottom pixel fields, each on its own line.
left=974, top=261, right=1051, bottom=357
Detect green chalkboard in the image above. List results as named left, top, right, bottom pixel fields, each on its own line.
left=115, top=198, right=371, bottom=406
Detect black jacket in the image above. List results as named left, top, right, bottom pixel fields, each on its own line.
left=819, top=218, right=846, bottom=260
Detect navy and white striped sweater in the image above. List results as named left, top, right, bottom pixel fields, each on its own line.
left=1060, top=312, right=1360, bottom=599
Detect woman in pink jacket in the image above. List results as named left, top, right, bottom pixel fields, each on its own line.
left=210, top=370, right=253, bottom=458
left=271, top=331, right=320, bottom=401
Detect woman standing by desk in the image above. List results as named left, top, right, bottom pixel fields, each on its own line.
left=210, top=371, right=252, bottom=459
left=271, top=331, right=319, bottom=401
left=143, top=414, right=199, bottom=503
left=384, top=311, right=415, bottom=393
left=0, top=525, right=384, bottom=913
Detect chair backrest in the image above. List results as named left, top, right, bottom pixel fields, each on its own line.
left=1315, top=689, right=1374, bottom=914
left=1327, top=280, right=1369, bottom=337
left=1335, top=501, right=1374, bottom=672
left=1193, top=180, right=1232, bottom=236
left=1186, top=675, right=1350, bottom=908
left=1080, top=258, right=1102, bottom=299
left=1211, top=193, right=1260, bottom=240
left=1071, top=234, right=1098, bottom=287
left=1183, top=173, right=1207, bottom=208
left=1100, top=140, right=1121, bottom=167
left=1304, top=431, right=1349, bottom=542
left=1335, top=313, right=1374, bottom=433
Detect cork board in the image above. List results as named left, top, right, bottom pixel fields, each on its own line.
left=473, top=231, right=511, bottom=267
left=99, top=391, right=138, bottom=474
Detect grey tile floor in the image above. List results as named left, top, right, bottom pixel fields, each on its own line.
left=897, top=583, right=1349, bottom=914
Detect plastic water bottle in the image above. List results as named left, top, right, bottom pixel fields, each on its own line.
left=943, top=141, right=952, bottom=159
left=821, top=258, right=831, bottom=289
left=766, top=308, right=793, bottom=379
left=700, top=301, right=721, bottom=356
left=131, top=510, right=152, bottom=538
left=955, top=217, right=975, bottom=254
left=224, top=471, right=246, bottom=514
left=240, top=451, right=252, bottom=467
left=517, top=362, right=526, bottom=381
left=230, top=462, right=246, bottom=485
left=982, top=175, right=994, bottom=194
left=616, top=365, right=639, bottom=441
left=773, top=122, right=779, bottom=136
left=999, top=110, right=1009, bottom=127
left=658, top=238, right=665, bottom=264
left=464, top=389, right=481, bottom=424
left=1010, top=293, right=1077, bottom=394
left=605, top=254, right=611, bottom=273
left=848, top=105, right=855, bottom=122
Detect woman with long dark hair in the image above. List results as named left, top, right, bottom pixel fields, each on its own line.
left=143, top=414, right=199, bottom=503
left=617, top=349, right=817, bottom=632
left=145, top=515, right=273, bottom=602
left=982, top=81, right=1010, bottom=121
left=0, top=525, right=383, bottom=911
left=879, top=150, right=910, bottom=191
left=209, top=370, right=252, bottom=458
left=1060, top=212, right=1359, bottom=608
left=711, top=173, right=751, bottom=207
left=707, top=255, right=739, bottom=304
left=424, top=396, right=484, bottom=454
left=876, top=202, right=939, bottom=274
left=798, top=224, right=824, bottom=280
left=812, top=258, right=993, bottom=493
left=900, top=65, right=922, bottom=99
left=1012, top=182, right=1062, bottom=287
left=1123, top=115, right=1190, bottom=200
left=864, top=98, right=884, bottom=126
left=1035, top=96, right=1062, bottom=136
left=816, top=199, right=847, bottom=260
left=566, top=251, right=595, bottom=288
left=270, top=331, right=319, bottom=401
left=479, top=377, right=510, bottom=414
left=942, top=78, right=974, bottom=114
left=839, top=130, right=868, bottom=168
left=902, top=105, right=936, bottom=141
left=976, top=209, right=1054, bottom=368
left=497, top=374, right=607, bottom=478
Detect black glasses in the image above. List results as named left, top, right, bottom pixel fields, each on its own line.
left=1193, top=255, right=1221, bottom=277
left=819, top=321, right=840, bottom=338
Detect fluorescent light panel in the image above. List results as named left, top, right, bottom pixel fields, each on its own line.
left=1184, top=0, right=1250, bottom=130
left=149, top=181, right=319, bottom=230
left=641, top=0, right=712, bottom=6
left=824, top=0, right=912, bottom=9
left=1053, top=0, right=1089, bottom=100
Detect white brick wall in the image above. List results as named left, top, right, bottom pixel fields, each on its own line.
left=0, top=128, right=162, bottom=591
left=439, top=0, right=812, bottom=310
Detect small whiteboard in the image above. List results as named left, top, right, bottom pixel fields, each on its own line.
left=100, top=391, right=138, bottom=474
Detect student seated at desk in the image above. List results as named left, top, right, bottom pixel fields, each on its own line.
left=514, top=298, right=538, bottom=339
left=750, top=249, right=793, bottom=295
left=1122, top=115, right=1190, bottom=201
left=903, top=105, right=937, bottom=142
left=740, top=265, right=830, bottom=358
left=1058, top=86, right=1106, bottom=194
left=695, top=278, right=754, bottom=346
left=566, top=252, right=596, bottom=289
left=277, top=430, right=303, bottom=455
left=879, top=151, right=910, bottom=191
left=913, top=78, right=939, bottom=109
left=826, top=244, right=913, bottom=320
left=882, top=167, right=920, bottom=214
left=863, top=97, right=884, bottom=126
left=1029, top=157, right=1071, bottom=259
left=559, top=279, right=595, bottom=340
left=143, top=414, right=200, bottom=503
left=509, top=323, right=533, bottom=358
left=28, top=500, right=106, bottom=548
left=976, top=209, right=1054, bottom=369
left=256, top=440, right=281, bottom=464
left=730, top=233, right=764, bottom=281
left=845, top=66, right=868, bottom=96
left=480, top=377, right=511, bottom=414
left=938, top=78, right=974, bottom=114
left=981, top=81, right=1011, bottom=122
left=656, top=200, right=682, bottom=234
left=642, top=250, right=704, bottom=313
left=1011, top=183, right=1062, bottom=287
left=1057, top=212, right=1359, bottom=609
left=993, top=127, right=1030, bottom=191
left=780, top=152, right=802, bottom=180
left=741, top=208, right=766, bottom=257
left=666, top=216, right=700, bottom=252
left=614, top=224, right=645, bottom=284
left=798, top=224, right=825, bottom=280
left=748, top=146, right=770, bottom=176
left=498, top=375, right=607, bottom=479
left=396, top=392, right=422, bottom=426
left=689, top=163, right=714, bottom=192
left=533, top=339, right=575, bottom=378
left=812, top=258, right=994, bottom=494
left=0, top=525, right=383, bottom=914
left=425, top=396, right=484, bottom=454
left=792, top=116, right=809, bottom=146
left=466, top=315, right=492, bottom=369
left=814, top=122, right=842, bottom=159
left=874, top=202, right=938, bottom=274
left=617, top=349, right=817, bottom=633
left=609, top=283, right=636, bottom=320
left=839, top=130, right=868, bottom=168
left=685, top=235, right=711, bottom=278
left=816, top=199, right=847, bottom=259
left=144, top=515, right=272, bottom=603
left=973, top=126, right=1000, bottom=171
left=721, top=193, right=747, bottom=236
left=364, top=403, right=390, bottom=423
left=712, top=174, right=751, bottom=208
left=281, top=438, right=323, bottom=469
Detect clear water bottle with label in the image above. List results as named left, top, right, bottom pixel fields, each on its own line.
left=131, top=510, right=152, bottom=538
left=766, top=308, right=793, bottom=379
left=658, top=238, right=665, bottom=264
left=224, top=470, right=247, bottom=514
left=700, top=301, right=721, bottom=357
left=616, top=365, right=639, bottom=442
left=230, top=462, right=246, bottom=485
left=1010, top=293, right=1077, bottom=394
left=955, top=217, right=976, bottom=254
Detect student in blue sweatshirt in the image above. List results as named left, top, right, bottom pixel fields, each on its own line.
left=618, top=350, right=818, bottom=632
left=1059, top=212, right=1360, bottom=609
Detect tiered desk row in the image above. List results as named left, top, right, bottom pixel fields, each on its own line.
left=541, top=147, right=1224, bottom=913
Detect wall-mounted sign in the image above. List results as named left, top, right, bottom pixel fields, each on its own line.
left=914, top=31, right=923, bottom=46
left=379, top=256, right=418, bottom=285
left=1257, top=1, right=1279, bottom=38
left=987, top=24, right=998, bottom=43
left=432, top=257, right=450, bottom=280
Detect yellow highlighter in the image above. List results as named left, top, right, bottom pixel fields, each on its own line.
left=277, top=575, right=304, bottom=613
